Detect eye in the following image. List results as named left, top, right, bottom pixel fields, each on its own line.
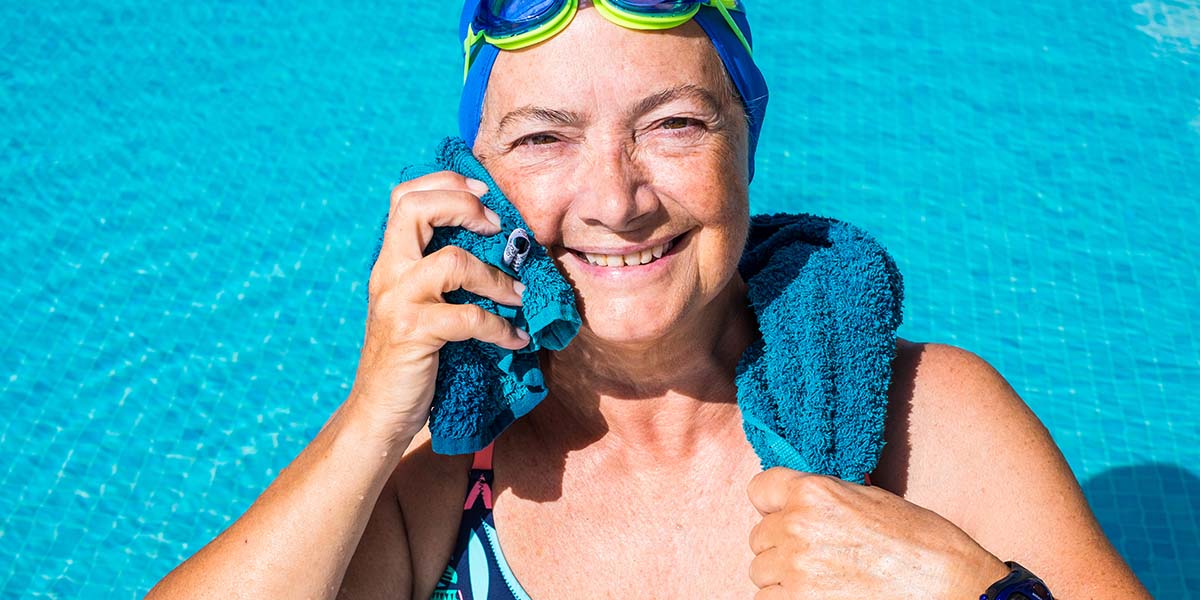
left=517, top=133, right=560, bottom=147
left=659, top=117, right=699, bottom=131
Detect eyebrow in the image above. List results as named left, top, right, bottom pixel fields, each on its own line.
left=631, top=83, right=723, bottom=119
left=495, top=83, right=724, bottom=133
left=497, top=106, right=581, bottom=132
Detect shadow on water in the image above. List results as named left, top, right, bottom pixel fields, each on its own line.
left=1081, top=463, right=1200, bottom=597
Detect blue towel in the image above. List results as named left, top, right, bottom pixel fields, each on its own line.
left=368, top=138, right=904, bottom=483
left=367, top=137, right=581, bottom=455
left=735, top=213, right=904, bottom=484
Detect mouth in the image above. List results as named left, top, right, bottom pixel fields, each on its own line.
left=566, top=232, right=687, bottom=268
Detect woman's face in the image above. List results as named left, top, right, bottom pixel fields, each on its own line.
left=474, top=6, right=750, bottom=345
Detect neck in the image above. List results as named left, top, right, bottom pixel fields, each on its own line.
left=529, top=276, right=758, bottom=466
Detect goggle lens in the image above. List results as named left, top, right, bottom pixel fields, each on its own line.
left=471, top=0, right=743, bottom=43
left=477, top=0, right=564, bottom=38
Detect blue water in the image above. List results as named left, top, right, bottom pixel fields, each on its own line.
left=2, top=1, right=1198, bottom=598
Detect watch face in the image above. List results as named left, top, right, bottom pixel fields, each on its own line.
left=1030, top=581, right=1053, bottom=600
left=996, top=577, right=1053, bottom=600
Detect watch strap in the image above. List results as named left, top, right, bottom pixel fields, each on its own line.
left=980, top=561, right=1054, bottom=600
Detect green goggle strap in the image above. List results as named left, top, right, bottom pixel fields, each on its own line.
left=464, top=0, right=750, bottom=81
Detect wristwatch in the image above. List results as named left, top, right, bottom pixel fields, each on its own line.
left=980, top=561, right=1054, bottom=600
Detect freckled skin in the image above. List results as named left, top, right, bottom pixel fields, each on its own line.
left=147, top=8, right=1150, bottom=600
left=473, top=9, right=751, bottom=359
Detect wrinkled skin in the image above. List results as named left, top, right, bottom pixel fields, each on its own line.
left=467, top=7, right=1012, bottom=598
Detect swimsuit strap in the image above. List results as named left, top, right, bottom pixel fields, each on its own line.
left=472, top=441, right=495, bottom=470
left=464, top=442, right=495, bottom=511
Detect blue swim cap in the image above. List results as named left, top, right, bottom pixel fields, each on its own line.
left=457, top=2, right=769, bottom=181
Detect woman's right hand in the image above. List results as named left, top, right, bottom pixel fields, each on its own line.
left=349, top=171, right=529, bottom=447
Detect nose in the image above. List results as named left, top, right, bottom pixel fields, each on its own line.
left=572, top=136, right=660, bottom=232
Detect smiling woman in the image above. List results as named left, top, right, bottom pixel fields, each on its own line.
left=146, top=2, right=1151, bottom=599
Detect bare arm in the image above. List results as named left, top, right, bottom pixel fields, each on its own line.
left=145, top=400, right=414, bottom=600
left=147, top=171, right=528, bottom=599
left=746, top=341, right=1150, bottom=598
left=875, top=342, right=1150, bottom=598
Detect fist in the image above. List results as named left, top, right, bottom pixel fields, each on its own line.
left=745, top=467, right=1008, bottom=600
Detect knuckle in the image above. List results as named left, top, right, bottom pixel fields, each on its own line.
left=460, top=304, right=491, bottom=330
left=787, top=551, right=810, bottom=574
left=367, top=271, right=386, bottom=298
left=366, top=296, right=423, bottom=346
left=392, top=188, right=429, bottom=217
left=389, top=185, right=429, bottom=214
left=385, top=308, right=422, bottom=342
left=389, top=181, right=409, bottom=205
left=433, top=246, right=472, bottom=279
left=782, top=512, right=806, bottom=537
left=368, top=273, right=399, bottom=305
left=423, top=170, right=468, bottom=188
left=790, top=473, right=833, bottom=499
left=748, top=469, right=774, bottom=497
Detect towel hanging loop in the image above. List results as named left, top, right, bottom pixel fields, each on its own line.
left=503, top=228, right=531, bottom=273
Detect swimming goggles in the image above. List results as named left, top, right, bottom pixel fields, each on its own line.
left=463, top=0, right=751, bottom=81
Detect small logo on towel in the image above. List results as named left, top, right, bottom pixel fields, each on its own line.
left=503, top=228, right=531, bottom=273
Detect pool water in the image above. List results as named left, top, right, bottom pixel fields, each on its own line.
left=2, top=1, right=1198, bottom=597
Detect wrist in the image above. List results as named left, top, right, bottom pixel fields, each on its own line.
left=952, top=549, right=1011, bottom=599
left=334, top=394, right=420, bottom=461
left=980, top=561, right=1055, bottom=600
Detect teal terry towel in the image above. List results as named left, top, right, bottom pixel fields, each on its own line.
left=368, top=138, right=904, bottom=483
left=735, top=213, right=904, bottom=484
left=367, top=137, right=581, bottom=455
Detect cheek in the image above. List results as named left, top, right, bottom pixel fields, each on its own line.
left=661, top=144, right=748, bottom=233
left=487, top=165, right=571, bottom=246
left=680, top=160, right=749, bottom=285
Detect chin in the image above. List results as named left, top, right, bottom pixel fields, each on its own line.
left=576, top=294, right=687, bottom=346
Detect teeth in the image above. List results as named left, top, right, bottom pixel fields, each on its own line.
left=582, top=239, right=673, bottom=267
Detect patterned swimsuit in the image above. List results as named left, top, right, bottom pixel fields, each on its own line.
left=431, top=443, right=530, bottom=600
left=429, top=442, right=875, bottom=599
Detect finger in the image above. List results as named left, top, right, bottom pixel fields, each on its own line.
left=392, top=170, right=489, bottom=197
left=385, top=189, right=503, bottom=263
left=747, top=467, right=809, bottom=515
left=420, top=303, right=531, bottom=351
left=754, top=585, right=789, bottom=600
left=748, top=512, right=785, bottom=555
left=411, top=246, right=524, bottom=307
left=748, top=546, right=787, bottom=588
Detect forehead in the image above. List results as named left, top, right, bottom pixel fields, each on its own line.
left=483, top=7, right=729, bottom=113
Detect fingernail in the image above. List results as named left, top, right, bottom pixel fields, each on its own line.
left=484, top=207, right=502, bottom=229
left=466, top=178, right=489, bottom=196
left=516, top=328, right=531, bottom=341
left=513, top=280, right=526, bottom=296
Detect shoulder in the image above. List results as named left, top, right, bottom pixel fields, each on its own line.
left=874, top=340, right=1058, bottom=524
left=887, top=339, right=1042, bottom=437
left=874, top=342, right=1150, bottom=596
left=889, top=340, right=1029, bottom=416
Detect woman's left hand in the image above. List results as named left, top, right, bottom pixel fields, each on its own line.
left=746, top=467, right=1010, bottom=599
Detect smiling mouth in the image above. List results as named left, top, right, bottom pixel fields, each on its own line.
left=569, top=233, right=684, bottom=268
